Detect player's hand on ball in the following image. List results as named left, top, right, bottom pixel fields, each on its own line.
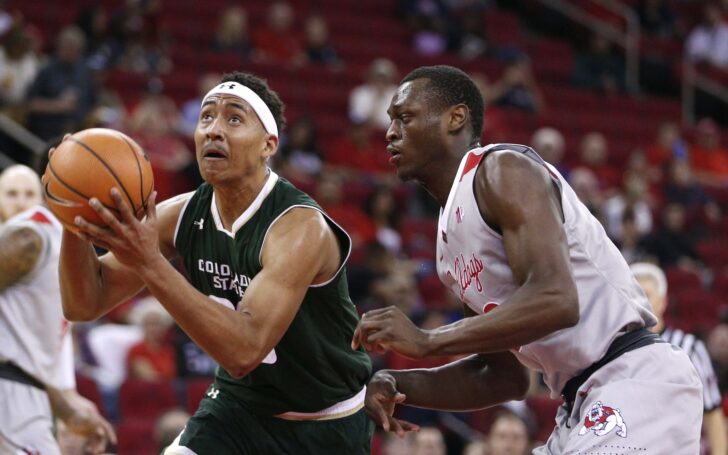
left=365, top=371, right=420, bottom=437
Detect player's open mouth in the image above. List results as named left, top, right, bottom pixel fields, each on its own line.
left=203, top=149, right=227, bottom=160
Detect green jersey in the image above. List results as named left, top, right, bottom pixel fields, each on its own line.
left=174, top=172, right=372, bottom=416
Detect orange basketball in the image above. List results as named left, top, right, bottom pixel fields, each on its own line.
left=42, top=128, right=154, bottom=233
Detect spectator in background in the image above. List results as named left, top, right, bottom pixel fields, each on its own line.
left=636, top=0, right=678, bottom=39
left=126, top=296, right=177, bottom=381
left=631, top=263, right=727, bottom=455
left=349, top=58, right=398, bottom=130
left=663, top=159, right=722, bottom=229
left=75, top=4, right=116, bottom=70
left=462, top=439, right=488, bottom=455
left=486, top=412, right=531, bottom=455
left=690, top=117, right=728, bottom=187
left=26, top=26, right=97, bottom=141
left=602, top=172, right=653, bottom=244
left=364, top=185, right=402, bottom=254
left=412, top=16, right=448, bottom=57
left=488, top=55, right=544, bottom=113
left=412, top=426, right=446, bottom=455
left=179, top=72, right=220, bottom=136
left=457, top=13, right=488, bottom=60
left=109, top=0, right=171, bottom=74
left=0, top=27, right=38, bottom=114
left=530, top=126, right=567, bottom=176
left=315, top=171, right=376, bottom=253
left=685, top=2, right=728, bottom=70
left=645, top=121, right=688, bottom=170
left=569, top=167, right=604, bottom=216
left=212, top=6, right=252, bottom=59
left=253, top=1, right=304, bottom=65
left=617, top=209, right=645, bottom=264
left=128, top=79, right=193, bottom=200
left=327, top=119, right=391, bottom=177
left=639, top=202, right=702, bottom=269
left=574, top=131, right=621, bottom=193
left=572, top=34, right=625, bottom=92
left=303, top=13, right=342, bottom=69
left=276, top=115, right=323, bottom=184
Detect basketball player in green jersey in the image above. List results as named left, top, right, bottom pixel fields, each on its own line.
left=56, top=72, right=377, bottom=454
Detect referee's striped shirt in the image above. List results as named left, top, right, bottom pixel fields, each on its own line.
left=662, top=326, right=723, bottom=412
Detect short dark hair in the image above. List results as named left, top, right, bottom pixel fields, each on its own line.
left=220, top=71, right=287, bottom=133
left=401, top=65, right=484, bottom=140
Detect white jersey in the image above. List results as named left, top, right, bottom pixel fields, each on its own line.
left=0, top=206, right=75, bottom=390
left=435, top=144, right=656, bottom=398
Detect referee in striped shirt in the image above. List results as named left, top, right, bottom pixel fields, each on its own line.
left=631, top=263, right=727, bottom=454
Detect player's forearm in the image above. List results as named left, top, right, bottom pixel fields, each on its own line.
left=59, top=231, right=106, bottom=321
left=704, top=409, right=728, bottom=455
left=385, top=353, right=529, bottom=411
left=424, top=282, right=578, bottom=356
left=137, top=257, right=269, bottom=378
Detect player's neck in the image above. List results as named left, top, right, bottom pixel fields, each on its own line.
left=213, top=168, right=271, bottom=230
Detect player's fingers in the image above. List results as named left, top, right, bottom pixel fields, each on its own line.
left=87, top=198, right=123, bottom=228
left=99, top=417, right=117, bottom=444
left=398, top=419, right=421, bottom=433
left=388, top=415, right=406, bottom=437
left=146, top=191, right=158, bottom=221
left=351, top=324, right=362, bottom=350
left=109, top=188, right=136, bottom=223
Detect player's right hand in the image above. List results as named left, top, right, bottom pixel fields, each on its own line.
left=63, top=406, right=117, bottom=454
left=365, top=370, right=420, bottom=437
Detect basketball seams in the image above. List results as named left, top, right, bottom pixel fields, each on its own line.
left=117, top=133, right=147, bottom=212
left=46, top=161, right=121, bottom=215
left=68, top=137, right=138, bottom=213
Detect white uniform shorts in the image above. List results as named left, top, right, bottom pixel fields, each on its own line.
left=534, top=342, right=703, bottom=454
left=0, top=378, right=60, bottom=455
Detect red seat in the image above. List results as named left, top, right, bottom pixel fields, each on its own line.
left=75, top=373, right=105, bottom=416
left=526, top=396, right=562, bottom=443
left=119, top=379, right=178, bottom=420
left=116, top=417, right=158, bottom=455
left=185, top=378, right=213, bottom=415
left=669, top=288, right=721, bottom=334
left=664, top=266, right=703, bottom=293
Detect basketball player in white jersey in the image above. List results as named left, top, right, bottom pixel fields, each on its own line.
left=0, top=165, right=115, bottom=454
left=631, top=262, right=727, bottom=454
left=352, top=66, right=703, bottom=453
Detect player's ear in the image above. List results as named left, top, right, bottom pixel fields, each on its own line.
left=262, top=134, right=279, bottom=159
left=447, top=104, right=469, bottom=134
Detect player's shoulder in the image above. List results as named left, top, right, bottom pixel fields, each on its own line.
left=157, top=191, right=195, bottom=221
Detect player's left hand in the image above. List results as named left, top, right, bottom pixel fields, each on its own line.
left=75, top=188, right=162, bottom=270
left=351, top=306, right=431, bottom=359
left=365, top=370, right=420, bottom=437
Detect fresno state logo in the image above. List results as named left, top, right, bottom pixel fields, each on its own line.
left=578, top=401, right=627, bottom=438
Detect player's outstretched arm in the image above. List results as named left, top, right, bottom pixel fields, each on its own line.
left=367, top=351, right=529, bottom=432
left=60, top=190, right=186, bottom=321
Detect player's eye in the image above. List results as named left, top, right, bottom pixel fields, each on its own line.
left=230, top=115, right=242, bottom=124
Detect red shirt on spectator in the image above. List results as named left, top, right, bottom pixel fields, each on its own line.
left=126, top=341, right=177, bottom=381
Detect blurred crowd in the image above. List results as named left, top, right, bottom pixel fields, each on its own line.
left=2, top=0, right=728, bottom=454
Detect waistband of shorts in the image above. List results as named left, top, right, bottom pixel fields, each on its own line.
left=274, top=386, right=366, bottom=421
left=0, top=362, right=45, bottom=390
left=561, top=327, right=665, bottom=405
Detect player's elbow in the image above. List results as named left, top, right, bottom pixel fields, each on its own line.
left=61, top=301, right=100, bottom=322
left=223, top=348, right=267, bottom=379
left=555, top=282, right=579, bottom=329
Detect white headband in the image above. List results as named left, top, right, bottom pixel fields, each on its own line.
left=201, top=82, right=279, bottom=137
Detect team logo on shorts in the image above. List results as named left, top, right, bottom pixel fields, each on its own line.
left=578, top=401, right=627, bottom=438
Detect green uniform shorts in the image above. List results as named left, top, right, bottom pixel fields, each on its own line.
left=164, top=387, right=374, bottom=455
